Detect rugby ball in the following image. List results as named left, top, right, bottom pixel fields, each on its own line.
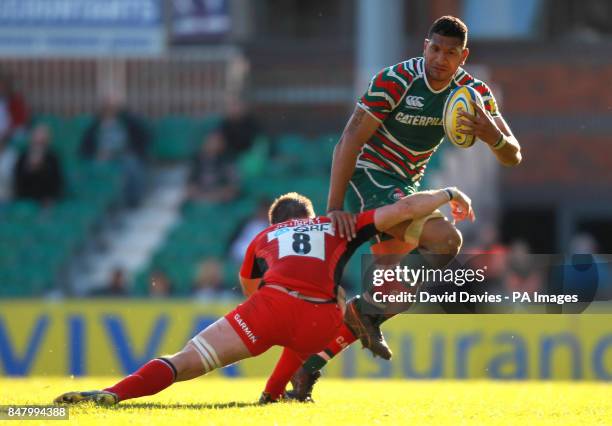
left=443, top=86, right=484, bottom=148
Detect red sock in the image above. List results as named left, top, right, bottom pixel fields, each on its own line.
left=322, top=323, right=357, bottom=359
left=104, top=358, right=176, bottom=402
left=264, top=348, right=304, bottom=400
left=300, top=324, right=358, bottom=374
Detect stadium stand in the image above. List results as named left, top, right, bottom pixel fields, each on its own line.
left=0, top=114, right=121, bottom=297
left=1, top=113, right=446, bottom=298
left=132, top=132, right=337, bottom=297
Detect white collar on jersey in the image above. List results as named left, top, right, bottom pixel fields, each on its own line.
left=423, top=64, right=462, bottom=94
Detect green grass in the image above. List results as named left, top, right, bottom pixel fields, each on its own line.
left=1, top=378, right=611, bottom=425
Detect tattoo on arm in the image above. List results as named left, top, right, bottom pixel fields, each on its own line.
left=345, top=108, right=366, bottom=136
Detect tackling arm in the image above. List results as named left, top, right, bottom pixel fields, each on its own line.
left=373, top=187, right=474, bottom=233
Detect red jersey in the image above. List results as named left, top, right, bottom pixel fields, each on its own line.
left=240, top=210, right=377, bottom=299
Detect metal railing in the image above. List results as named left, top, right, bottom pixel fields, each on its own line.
left=2, top=47, right=244, bottom=117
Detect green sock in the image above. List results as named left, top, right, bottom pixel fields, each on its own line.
left=357, top=295, right=391, bottom=326
left=302, top=354, right=328, bottom=373
left=358, top=291, right=387, bottom=316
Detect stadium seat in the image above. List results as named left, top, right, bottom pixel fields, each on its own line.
left=222, top=261, right=241, bottom=291
left=151, top=115, right=220, bottom=161
left=237, top=136, right=270, bottom=179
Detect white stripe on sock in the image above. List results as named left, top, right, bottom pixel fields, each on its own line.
left=190, top=339, right=213, bottom=372
left=197, top=337, right=221, bottom=367
left=318, top=351, right=331, bottom=361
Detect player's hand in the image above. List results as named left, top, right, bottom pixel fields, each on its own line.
left=446, top=187, right=475, bottom=223
left=327, top=210, right=357, bottom=240
left=457, top=101, right=503, bottom=146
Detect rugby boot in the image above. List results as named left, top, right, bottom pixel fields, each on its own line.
left=54, top=390, right=119, bottom=406
left=343, top=299, right=392, bottom=360
left=285, top=367, right=320, bottom=402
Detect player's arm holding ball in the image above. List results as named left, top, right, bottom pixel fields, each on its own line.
left=458, top=100, right=522, bottom=167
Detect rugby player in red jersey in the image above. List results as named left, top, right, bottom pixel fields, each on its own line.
left=53, top=187, right=473, bottom=406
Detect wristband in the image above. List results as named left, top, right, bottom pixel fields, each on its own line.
left=444, top=188, right=454, bottom=201
left=492, top=134, right=507, bottom=150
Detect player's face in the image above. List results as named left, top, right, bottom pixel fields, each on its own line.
left=423, top=34, right=469, bottom=83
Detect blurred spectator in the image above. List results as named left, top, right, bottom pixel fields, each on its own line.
left=13, top=124, right=64, bottom=205
left=0, top=73, right=29, bottom=143
left=0, top=137, right=17, bottom=203
left=186, top=132, right=240, bottom=203
left=89, top=267, right=128, bottom=297
left=80, top=91, right=150, bottom=207
left=219, top=96, right=261, bottom=157
left=192, top=258, right=233, bottom=301
left=228, top=199, right=270, bottom=263
left=467, top=223, right=508, bottom=254
left=465, top=224, right=508, bottom=292
left=569, top=233, right=610, bottom=300
left=148, top=270, right=173, bottom=298
left=505, top=240, right=542, bottom=293
left=569, top=233, right=598, bottom=255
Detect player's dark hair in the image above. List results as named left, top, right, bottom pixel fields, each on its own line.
left=268, top=192, right=315, bottom=224
left=428, top=16, right=468, bottom=47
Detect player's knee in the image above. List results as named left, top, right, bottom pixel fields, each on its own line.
left=445, top=227, right=463, bottom=255
left=421, top=224, right=462, bottom=256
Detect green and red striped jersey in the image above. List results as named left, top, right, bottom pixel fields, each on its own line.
left=357, top=57, right=500, bottom=185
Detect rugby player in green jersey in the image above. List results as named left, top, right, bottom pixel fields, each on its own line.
left=263, top=15, right=522, bottom=402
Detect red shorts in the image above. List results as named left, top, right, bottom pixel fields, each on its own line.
left=225, top=286, right=343, bottom=356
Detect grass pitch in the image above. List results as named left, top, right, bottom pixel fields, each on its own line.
left=1, top=377, right=611, bottom=425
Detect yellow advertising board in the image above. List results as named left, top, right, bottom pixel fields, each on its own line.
left=0, top=301, right=611, bottom=380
